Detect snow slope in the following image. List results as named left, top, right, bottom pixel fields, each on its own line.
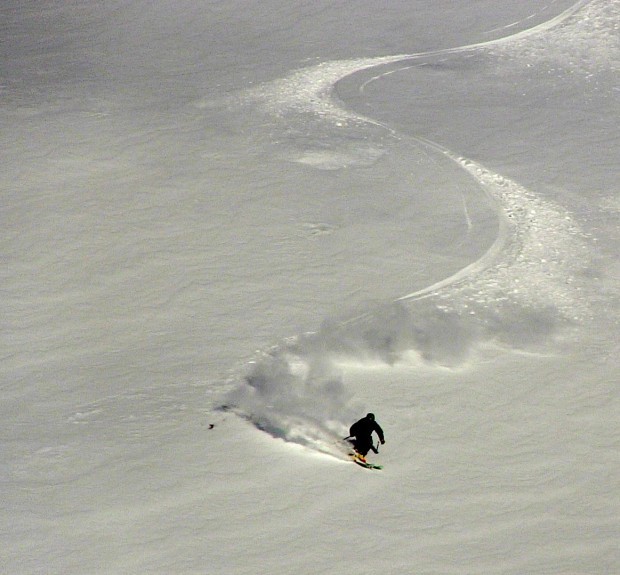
left=2, top=1, right=618, bottom=573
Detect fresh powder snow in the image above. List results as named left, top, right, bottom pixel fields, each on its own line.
left=2, top=1, right=618, bottom=574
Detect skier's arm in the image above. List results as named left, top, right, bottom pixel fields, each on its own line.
left=349, top=422, right=359, bottom=438
left=374, top=422, right=385, bottom=444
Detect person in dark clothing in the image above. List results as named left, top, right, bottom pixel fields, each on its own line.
left=348, top=413, right=385, bottom=457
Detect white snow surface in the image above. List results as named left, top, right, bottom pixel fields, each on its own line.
left=2, top=1, right=619, bottom=574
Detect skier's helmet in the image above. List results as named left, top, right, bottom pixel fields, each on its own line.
left=366, top=413, right=375, bottom=421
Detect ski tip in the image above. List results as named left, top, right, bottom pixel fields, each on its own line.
left=353, top=459, right=383, bottom=470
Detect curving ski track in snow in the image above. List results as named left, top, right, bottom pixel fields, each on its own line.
left=243, top=0, right=593, bottom=317
left=227, top=0, right=602, bottom=452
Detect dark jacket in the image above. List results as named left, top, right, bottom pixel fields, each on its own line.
left=350, top=417, right=384, bottom=443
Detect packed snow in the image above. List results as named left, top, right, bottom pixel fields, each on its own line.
left=2, top=1, right=618, bottom=574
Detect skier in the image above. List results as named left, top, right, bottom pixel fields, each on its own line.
left=348, top=413, right=385, bottom=459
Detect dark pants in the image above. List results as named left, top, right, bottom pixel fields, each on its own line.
left=351, top=436, right=374, bottom=456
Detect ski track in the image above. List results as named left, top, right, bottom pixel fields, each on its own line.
left=483, top=0, right=565, bottom=35
left=227, top=0, right=603, bottom=450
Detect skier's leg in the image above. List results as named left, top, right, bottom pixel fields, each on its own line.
left=356, top=437, right=371, bottom=456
